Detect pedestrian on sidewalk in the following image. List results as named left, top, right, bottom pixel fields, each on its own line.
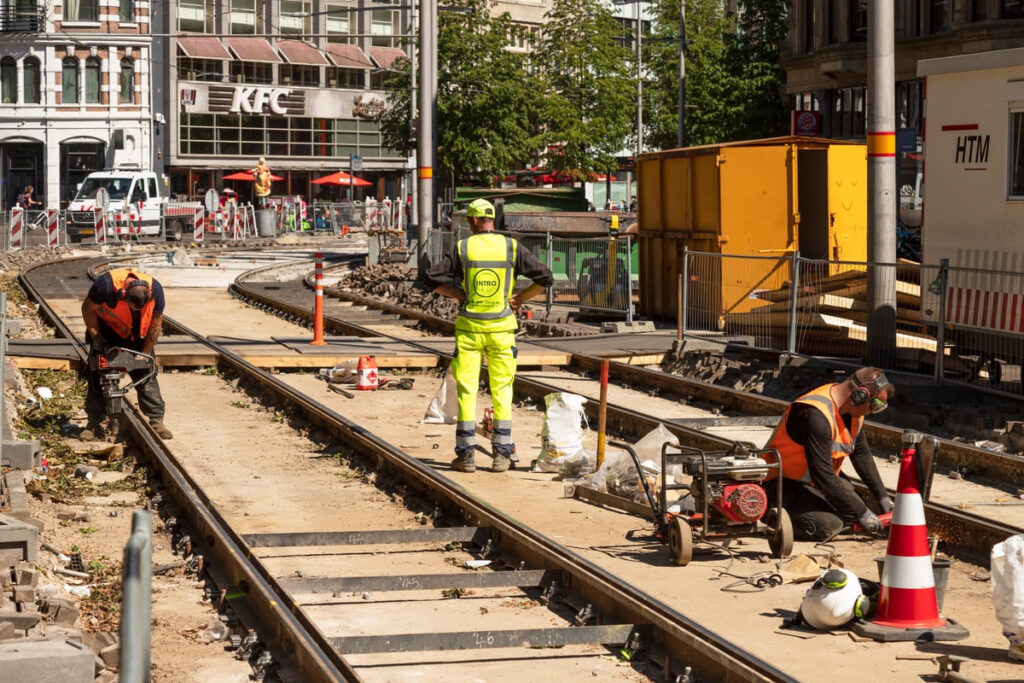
left=426, top=198, right=553, bottom=473
left=80, top=269, right=173, bottom=440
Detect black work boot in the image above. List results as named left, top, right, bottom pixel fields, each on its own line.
left=79, top=421, right=106, bottom=441
left=450, top=448, right=476, bottom=473
left=150, top=419, right=173, bottom=440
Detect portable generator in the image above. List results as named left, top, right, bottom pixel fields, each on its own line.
left=88, top=347, right=156, bottom=438
left=614, top=441, right=794, bottom=566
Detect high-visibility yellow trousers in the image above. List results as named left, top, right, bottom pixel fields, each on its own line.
left=451, top=328, right=517, bottom=456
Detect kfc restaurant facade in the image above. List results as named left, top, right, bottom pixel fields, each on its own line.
left=167, top=32, right=409, bottom=202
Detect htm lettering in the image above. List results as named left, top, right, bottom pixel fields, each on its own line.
left=955, top=134, right=990, bottom=164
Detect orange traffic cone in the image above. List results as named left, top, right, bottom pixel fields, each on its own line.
left=853, top=430, right=969, bottom=642
left=356, top=355, right=379, bottom=390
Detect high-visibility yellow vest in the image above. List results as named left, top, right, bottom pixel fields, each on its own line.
left=456, top=232, right=517, bottom=333
left=764, top=384, right=862, bottom=483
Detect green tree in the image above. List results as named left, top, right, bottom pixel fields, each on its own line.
left=378, top=0, right=539, bottom=184
left=531, top=0, right=635, bottom=176
left=645, top=0, right=788, bottom=149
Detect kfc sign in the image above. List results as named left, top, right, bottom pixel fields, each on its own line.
left=231, top=87, right=292, bottom=114
left=205, top=85, right=305, bottom=115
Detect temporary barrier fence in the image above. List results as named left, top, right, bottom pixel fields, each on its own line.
left=679, top=249, right=1024, bottom=397
left=9, top=207, right=23, bottom=251
left=46, top=209, right=59, bottom=247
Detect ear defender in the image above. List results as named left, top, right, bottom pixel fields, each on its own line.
left=849, top=371, right=890, bottom=406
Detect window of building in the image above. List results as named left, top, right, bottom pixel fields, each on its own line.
left=371, top=8, right=400, bottom=47
left=23, top=57, right=40, bottom=104
left=326, top=2, right=354, bottom=43
left=850, top=0, right=867, bottom=42
left=833, top=87, right=866, bottom=138
left=280, top=64, right=318, bottom=87
left=896, top=0, right=921, bottom=39
left=179, top=58, right=223, bottom=81
left=230, top=0, right=258, bottom=34
left=792, top=92, right=820, bottom=111
left=928, top=0, right=950, bottom=32
left=62, top=57, right=79, bottom=103
left=119, top=58, right=133, bottom=103
left=1, top=57, right=15, bottom=104
left=84, top=57, right=101, bottom=103
left=280, top=0, right=311, bottom=35
left=803, top=0, right=815, bottom=52
left=119, top=0, right=133, bottom=22
left=1004, top=0, right=1024, bottom=18
left=64, top=0, right=98, bottom=22
left=828, top=1, right=843, bottom=44
left=328, top=67, right=362, bottom=88
left=178, top=0, right=213, bottom=32
left=229, top=61, right=272, bottom=84
left=1010, top=110, right=1024, bottom=198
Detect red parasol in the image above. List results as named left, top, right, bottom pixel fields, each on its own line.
left=223, top=170, right=284, bottom=181
left=311, top=171, right=372, bottom=187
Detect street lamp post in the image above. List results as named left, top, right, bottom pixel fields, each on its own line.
left=416, top=0, right=436, bottom=276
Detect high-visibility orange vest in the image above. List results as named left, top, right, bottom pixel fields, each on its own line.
left=765, top=384, right=863, bottom=484
left=96, top=270, right=156, bottom=341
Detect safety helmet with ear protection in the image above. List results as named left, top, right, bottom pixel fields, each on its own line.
left=799, top=569, right=869, bottom=630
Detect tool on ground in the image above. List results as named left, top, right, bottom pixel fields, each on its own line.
left=88, top=347, right=156, bottom=439
left=327, top=384, right=355, bottom=399
left=378, top=376, right=414, bottom=390
left=614, top=440, right=793, bottom=566
left=852, top=510, right=893, bottom=533
left=853, top=430, right=970, bottom=642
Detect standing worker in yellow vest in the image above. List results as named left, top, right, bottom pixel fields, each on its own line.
left=80, top=269, right=173, bottom=440
left=426, top=198, right=554, bottom=473
left=763, top=367, right=894, bottom=540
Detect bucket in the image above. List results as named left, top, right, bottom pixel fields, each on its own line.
left=875, top=556, right=952, bottom=613
left=356, top=355, right=379, bottom=390
left=255, top=209, right=277, bottom=237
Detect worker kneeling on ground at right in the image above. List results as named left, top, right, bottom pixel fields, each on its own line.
left=762, top=367, right=894, bottom=541
left=80, top=268, right=173, bottom=440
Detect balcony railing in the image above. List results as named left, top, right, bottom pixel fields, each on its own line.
left=0, top=6, right=45, bottom=33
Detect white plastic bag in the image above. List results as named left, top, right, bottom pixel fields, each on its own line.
left=535, top=393, right=588, bottom=472
left=421, top=368, right=458, bottom=424
left=992, top=533, right=1024, bottom=660
left=588, top=424, right=678, bottom=501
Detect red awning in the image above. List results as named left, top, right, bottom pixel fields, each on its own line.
left=369, top=46, right=407, bottom=71
left=177, top=37, right=232, bottom=61
left=227, top=37, right=282, bottom=63
left=277, top=40, right=329, bottom=66
left=325, top=43, right=373, bottom=69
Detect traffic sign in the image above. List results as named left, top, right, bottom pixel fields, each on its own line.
left=350, top=155, right=363, bottom=172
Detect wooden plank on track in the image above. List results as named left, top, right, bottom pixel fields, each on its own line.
left=12, top=357, right=77, bottom=371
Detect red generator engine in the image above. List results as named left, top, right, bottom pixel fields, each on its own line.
left=615, top=441, right=794, bottom=566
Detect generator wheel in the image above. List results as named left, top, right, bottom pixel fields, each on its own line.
left=768, top=508, right=794, bottom=559
left=667, top=516, right=692, bottom=566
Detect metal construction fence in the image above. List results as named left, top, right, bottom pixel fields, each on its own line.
left=425, top=228, right=637, bottom=321
left=679, top=248, right=1024, bottom=397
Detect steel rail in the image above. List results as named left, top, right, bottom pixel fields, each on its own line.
left=163, top=313, right=796, bottom=683
left=229, top=259, right=1023, bottom=562
left=18, top=257, right=359, bottom=683
left=20, top=255, right=796, bottom=681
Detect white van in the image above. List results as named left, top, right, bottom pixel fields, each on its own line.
left=68, top=171, right=168, bottom=242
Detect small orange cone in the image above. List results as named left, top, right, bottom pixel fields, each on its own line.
left=853, top=430, right=969, bottom=642
left=356, top=355, right=379, bottom=390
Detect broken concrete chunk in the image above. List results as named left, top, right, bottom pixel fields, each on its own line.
left=98, top=642, right=120, bottom=668
left=71, top=465, right=99, bottom=480
left=12, top=585, right=35, bottom=603
left=57, top=510, right=89, bottom=522
left=15, top=564, right=38, bottom=588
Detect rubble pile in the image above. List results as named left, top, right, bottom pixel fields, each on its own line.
left=333, top=263, right=460, bottom=319
left=662, top=350, right=1024, bottom=455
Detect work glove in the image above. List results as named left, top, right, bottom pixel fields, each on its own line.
left=878, top=496, right=895, bottom=514
left=89, top=336, right=108, bottom=357
left=857, top=509, right=884, bottom=535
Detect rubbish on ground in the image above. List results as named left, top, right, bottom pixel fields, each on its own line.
left=536, top=393, right=588, bottom=473
left=36, top=387, right=53, bottom=400
left=197, top=620, right=229, bottom=643
left=72, top=464, right=99, bottom=480
left=65, top=584, right=92, bottom=598
left=465, top=560, right=491, bottom=569
left=421, top=367, right=457, bottom=424
left=318, top=359, right=358, bottom=383
left=153, top=560, right=187, bottom=575
left=55, top=567, right=91, bottom=579
left=779, top=555, right=823, bottom=584
left=992, top=534, right=1024, bottom=661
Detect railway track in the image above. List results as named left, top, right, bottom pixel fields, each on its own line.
left=226, top=253, right=1024, bottom=563
left=18, top=255, right=801, bottom=681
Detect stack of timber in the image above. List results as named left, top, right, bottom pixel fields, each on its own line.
left=723, top=269, right=936, bottom=363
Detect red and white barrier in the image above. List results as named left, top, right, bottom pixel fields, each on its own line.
left=311, top=251, right=326, bottom=346
left=46, top=209, right=59, bottom=247
left=94, top=208, right=106, bottom=244
left=233, top=207, right=242, bottom=240
left=9, top=207, right=24, bottom=250
left=193, top=208, right=204, bottom=242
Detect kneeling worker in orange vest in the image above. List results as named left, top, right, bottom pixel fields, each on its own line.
left=763, top=367, right=894, bottom=540
left=81, top=269, right=172, bottom=440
